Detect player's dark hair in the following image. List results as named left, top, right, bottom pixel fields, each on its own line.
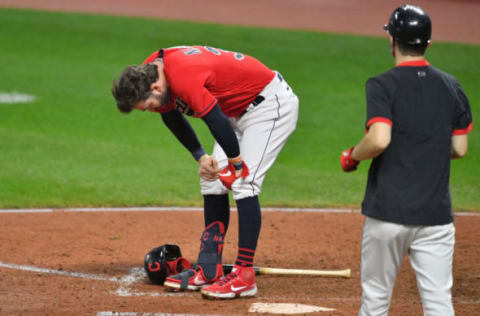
left=396, top=41, right=428, bottom=56
left=111, top=63, right=159, bottom=113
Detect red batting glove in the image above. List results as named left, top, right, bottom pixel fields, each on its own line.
left=165, top=257, right=192, bottom=275
left=219, top=161, right=249, bottom=190
left=341, top=146, right=359, bottom=172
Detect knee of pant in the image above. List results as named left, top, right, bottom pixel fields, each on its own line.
left=200, top=178, right=228, bottom=196
left=231, top=180, right=260, bottom=200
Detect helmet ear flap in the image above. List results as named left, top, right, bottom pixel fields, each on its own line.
left=144, top=244, right=182, bottom=285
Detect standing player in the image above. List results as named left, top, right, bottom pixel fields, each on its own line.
left=112, top=45, right=299, bottom=299
left=340, top=5, right=473, bottom=316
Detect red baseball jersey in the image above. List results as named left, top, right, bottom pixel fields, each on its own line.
left=143, top=46, right=275, bottom=117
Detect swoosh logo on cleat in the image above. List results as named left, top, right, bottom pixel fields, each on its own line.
left=231, top=285, right=247, bottom=292
left=193, top=274, right=204, bottom=285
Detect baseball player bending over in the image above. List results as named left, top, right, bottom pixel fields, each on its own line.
left=112, top=46, right=298, bottom=299
left=341, top=5, right=473, bottom=316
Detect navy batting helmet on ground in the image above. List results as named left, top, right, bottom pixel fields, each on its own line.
left=384, top=5, right=431, bottom=46
left=144, top=244, right=190, bottom=285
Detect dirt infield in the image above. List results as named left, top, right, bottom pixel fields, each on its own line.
left=0, top=209, right=479, bottom=315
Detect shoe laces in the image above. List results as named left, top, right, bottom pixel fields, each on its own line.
left=217, top=271, right=239, bottom=286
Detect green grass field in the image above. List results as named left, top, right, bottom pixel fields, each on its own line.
left=0, top=8, right=478, bottom=210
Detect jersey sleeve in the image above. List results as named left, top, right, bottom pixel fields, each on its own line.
left=143, top=50, right=161, bottom=64
left=365, top=77, right=393, bottom=129
left=452, top=83, right=473, bottom=135
left=169, top=65, right=218, bottom=118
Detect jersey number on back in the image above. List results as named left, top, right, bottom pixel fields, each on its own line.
left=183, top=46, right=244, bottom=61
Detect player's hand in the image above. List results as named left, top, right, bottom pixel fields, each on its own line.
left=341, top=146, right=359, bottom=172
left=219, top=161, right=249, bottom=190
left=198, top=155, right=220, bottom=181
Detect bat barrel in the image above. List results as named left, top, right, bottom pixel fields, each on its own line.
left=258, top=267, right=351, bottom=278
left=222, top=264, right=351, bottom=278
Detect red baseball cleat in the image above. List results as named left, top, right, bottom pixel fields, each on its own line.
left=201, top=265, right=257, bottom=299
left=163, top=264, right=223, bottom=291
left=165, top=221, right=226, bottom=291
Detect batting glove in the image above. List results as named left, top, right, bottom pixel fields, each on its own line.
left=219, top=161, right=249, bottom=190
left=165, top=257, right=192, bottom=275
left=341, top=146, right=359, bottom=172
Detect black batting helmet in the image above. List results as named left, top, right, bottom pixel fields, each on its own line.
left=384, top=5, right=431, bottom=46
left=144, top=244, right=182, bottom=285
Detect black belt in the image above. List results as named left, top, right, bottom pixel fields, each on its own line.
left=241, top=73, right=282, bottom=116
left=241, top=95, right=265, bottom=116
left=252, top=95, right=265, bottom=106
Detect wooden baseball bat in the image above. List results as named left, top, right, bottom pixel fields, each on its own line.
left=222, top=264, right=351, bottom=278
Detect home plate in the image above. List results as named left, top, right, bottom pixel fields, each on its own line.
left=249, top=303, right=335, bottom=314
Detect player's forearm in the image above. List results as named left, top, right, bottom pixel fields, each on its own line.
left=352, top=136, right=384, bottom=161
left=353, top=134, right=388, bottom=161
left=161, top=111, right=206, bottom=161
left=351, top=123, right=391, bottom=161
left=201, top=104, right=240, bottom=159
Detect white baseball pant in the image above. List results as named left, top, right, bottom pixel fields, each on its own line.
left=200, top=72, right=299, bottom=200
left=359, top=216, right=455, bottom=316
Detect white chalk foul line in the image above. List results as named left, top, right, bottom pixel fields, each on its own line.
left=0, top=262, right=337, bottom=315
left=0, top=262, right=190, bottom=298
left=0, top=261, right=120, bottom=282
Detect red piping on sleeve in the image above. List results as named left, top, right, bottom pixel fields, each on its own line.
left=196, top=99, right=217, bottom=118
left=452, top=122, right=473, bottom=135
left=367, top=117, right=393, bottom=128
left=365, top=117, right=393, bottom=133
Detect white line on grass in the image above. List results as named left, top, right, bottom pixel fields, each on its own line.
left=0, top=92, right=36, bottom=104
left=0, top=207, right=357, bottom=214
left=0, top=207, right=478, bottom=216
left=0, top=209, right=54, bottom=213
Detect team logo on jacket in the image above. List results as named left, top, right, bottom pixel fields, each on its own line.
left=175, top=97, right=194, bottom=116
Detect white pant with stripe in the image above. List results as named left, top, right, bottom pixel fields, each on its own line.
left=200, top=72, right=299, bottom=200
left=359, top=216, right=455, bottom=316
